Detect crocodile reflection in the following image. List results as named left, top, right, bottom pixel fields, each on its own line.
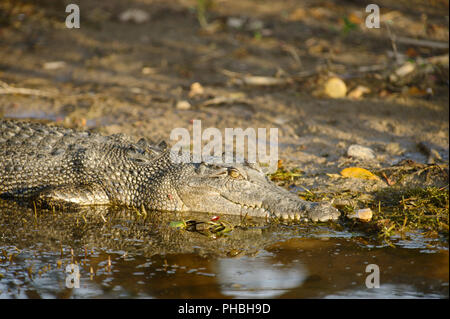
left=0, top=201, right=448, bottom=298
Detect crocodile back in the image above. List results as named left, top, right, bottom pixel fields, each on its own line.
left=0, top=120, right=159, bottom=202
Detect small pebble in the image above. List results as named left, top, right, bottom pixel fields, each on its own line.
left=176, top=100, right=191, bottom=110
left=324, top=77, right=347, bottom=98
left=348, top=208, right=373, bottom=222
left=43, top=61, right=66, bottom=70
left=188, top=82, right=204, bottom=98
left=119, top=9, right=149, bottom=24
left=227, top=17, right=245, bottom=29
left=347, top=144, right=376, bottom=160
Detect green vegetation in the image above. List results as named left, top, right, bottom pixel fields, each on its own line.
left=269, top=165, right=303, bottom=184
left=341, top=16, right=358, bottom=34
left=370, top=187, right=449, bottom=238
left=269, top=164, right=449, bottom=242
left=196, top=0, right=214, bottom=28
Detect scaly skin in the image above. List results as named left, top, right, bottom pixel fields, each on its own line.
left=0, top=119, right=340, bottom=222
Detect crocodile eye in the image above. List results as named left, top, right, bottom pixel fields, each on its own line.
left=228, top=169, right=241, bottom=179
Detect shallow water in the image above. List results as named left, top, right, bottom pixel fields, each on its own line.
left=0, top=200, right=448, bottom=299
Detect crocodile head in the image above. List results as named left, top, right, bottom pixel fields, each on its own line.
left=172, top=160, right=340, bottom=222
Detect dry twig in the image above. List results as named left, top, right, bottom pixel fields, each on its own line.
left=0, top=80, right=54, bottom=97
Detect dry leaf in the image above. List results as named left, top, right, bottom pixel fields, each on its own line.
left=232, top=47, right=249, bottom=58
left=394, top=62, right=415, bottom=77
left=379, top=89, right=390, bottom=98
left=407, top=86, right=427, bottom=96
left=310, top=7, right=331, bottom=19
left=347, top=85, right=371, bottom=99
left=348, top=12, right=363, bottom=25
left=288, top=8, right=306, bottom=21
left=141, top=67, right=156, bottom=75
left=340, top=167, right=379, bottom=180
left=406, top=47, right=418, bottom=58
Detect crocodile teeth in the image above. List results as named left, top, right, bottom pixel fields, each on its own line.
left=257, top=208, right=266, bottom=215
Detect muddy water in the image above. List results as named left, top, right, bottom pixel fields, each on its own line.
left=0, top=201, right=447, bottom=299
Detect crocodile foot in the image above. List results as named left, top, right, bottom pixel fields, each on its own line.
left=305, top=202, right=340, bottom=222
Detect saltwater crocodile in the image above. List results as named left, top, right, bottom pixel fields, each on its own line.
left=0, top=119, right=340, bottom=222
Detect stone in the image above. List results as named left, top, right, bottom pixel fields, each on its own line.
left=347, top=144, right=376, bottom=160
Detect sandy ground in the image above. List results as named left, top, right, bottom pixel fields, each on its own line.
left=0, top=0, right=448, bottom=195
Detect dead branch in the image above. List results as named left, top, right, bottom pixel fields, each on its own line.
left=395, top=36, right=449, bottom=49
left=0, top=80, right=54, bottom=97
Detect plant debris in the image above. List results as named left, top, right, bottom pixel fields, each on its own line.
left=169, top=219, right=234, bottom=238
